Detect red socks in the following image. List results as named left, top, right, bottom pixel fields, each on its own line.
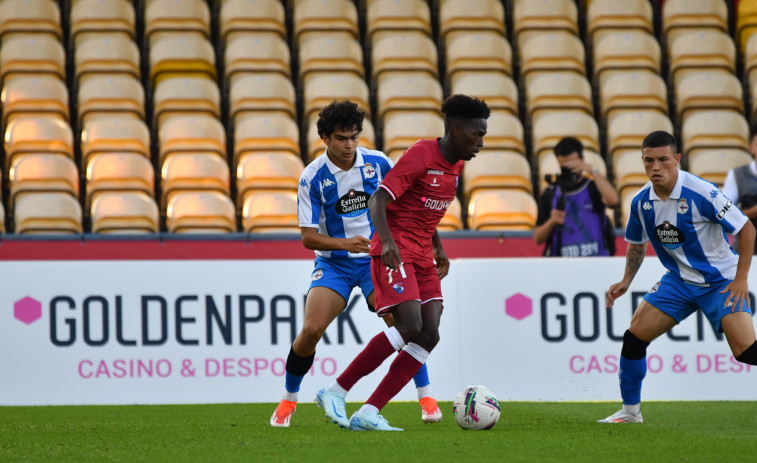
left=336, top=330, right=397, bottom=391
left=365, top=350, right=423, bottom=410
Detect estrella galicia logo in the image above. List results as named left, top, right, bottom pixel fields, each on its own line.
left=392, top=282, right=404, bottom=294
left=654, top=221, right=684, bottom=249
left=335, top=189, right=369, bottom=217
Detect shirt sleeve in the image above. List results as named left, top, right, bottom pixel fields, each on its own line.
left=297, top=173, right=320, bottom=227
left=535, top=187, right=555, bottom=226
left=699, top=187, right=748, bottom=235
left=624, top=194, right=648, bottom=244
left=378, top=147, right=425, bottom=200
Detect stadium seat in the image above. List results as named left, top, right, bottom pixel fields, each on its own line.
left=153, top=76, right=221, bottom=128
left=220, top=0, right=286, bottom=43
left=376, top=73, right=442, bottom=120
left=531, top=112, right=599, bottom=168
left=144, top=0, right=210, bottom=45
left=293, top=0, right=359, bottom=45
left=681, top=111, right=750, bottom=157
left=662, top=0, right=728, bottom=49
left=382, top=112, right=444, bottom=162
left=306, top=117, right=376, bottom=161
left=0, top=202, right=5, bottom=233
left=242, top=190, right=299, bottom=233
left=450, top=72, right=518, bottom=116
left=233, top=114, right=300, bottom=167
left=77, top=75, right=144, bottom=127
left=371, top=32, right=438, bottom=86
left=526, top=72, right=593, bottom=125
left=688, top=149, right=752, bottom=186
left=85, top=152, right=154, bottom=210
left=228, top=72, right=296, bottom=126
left=437, top=196, right=463, bottom=232
left=166, top=191, right=237, bottom=234
left=512, top=0, right=578, bottom=47
left=74, top=34, right=141, bottom=86
left=675, top=71, right=743, bottom=121
left=13, top=192, right=82, bottom=235
left=149, top=35, right=216, bottom=87
left=586, top=0, right=653, bottom=45
left=303, top=73, right=370, bottom=124
left=740, top=33, right=757, bottom=105
left=519, top=32, right=585, bottom=88
left=668, top=30, right=735, bottom=88
left=0, top=34, right=66, bottom=84
left=69, top=0, right=135, bottom=46
left=737, top=0, right=757, bottom=55
left=91, top=191, right=160, bottom=234
left=161, top=153, right=231, bottom=209
left=438, top=0, right=506, bottom=47
left=467, top=188, right=538, bottom=231
left=0, top=0, right=62, bottom=41
left=593, top=31, right=661, bottom=88
left=158, top=115, right=226, bottom=164
left=298, top=33, right=364, bottom=85
left=366, top=0, right=431, bottom=43
left=462, top=150, right=532, bottom=205
left=236, top=152, right=304, bottom=206
left=600, top=71, right=668, bottom=125
left=606, top=110, right=674, bottom=166
left=224, top=33, right=291, bottom=80
left=81, top=116, right=151, bottom=167
left=480, top=110, right=525, bottom=155
left=614, top=149, right=650, bottom=198
left=8, top=154, right=79, bottom=210
left=4, top=116, right=74, bottom=171
left=445, top=31, right=513, bottom=87
left=1, top=75, right=69, bottom=128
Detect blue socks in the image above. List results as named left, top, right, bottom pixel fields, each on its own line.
left=619, top=355, right=646, bottom=405
left=412, top=363, right=430, bottom=388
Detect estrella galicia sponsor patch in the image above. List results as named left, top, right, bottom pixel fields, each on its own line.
left=335, top=189, right=369, bottom=217
left=655, top=221, right=684, bottom=249
left=392, top=282, right=404, bottom=293
left=312, top=269, right=323, bottom=280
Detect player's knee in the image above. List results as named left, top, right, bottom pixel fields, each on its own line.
left=736, top=341, right=757, bottom=365
left=621, top=329, right=650, bottom=360
left=299, top=323, right=326, bottom=348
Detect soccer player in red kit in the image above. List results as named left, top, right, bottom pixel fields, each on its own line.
left=315, top=94, right=491, bottom=431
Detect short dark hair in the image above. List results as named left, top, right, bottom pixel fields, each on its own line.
left=316, top=99, right=365, bottom=138
left=553, top=136, right=583, bottom=158
left=441, top=94, right=491, bottom=121
left=641, top=130, right=677, bottom=152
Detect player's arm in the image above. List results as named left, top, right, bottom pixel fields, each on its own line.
left=606, top=242, right=648, bottom=309
left=431, top=229, right=450, bottom=279
left=722, top=220, right=755, bottom=310
left=368, top=188, right=400, bottom=270
left=300, top=227, right=370, bottom=254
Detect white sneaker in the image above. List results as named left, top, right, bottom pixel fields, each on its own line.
left=315, top=387, right=349, bottom=428
left=349, top=411, right=403, bottom=431
left=597, top=408, right=643, bottom=423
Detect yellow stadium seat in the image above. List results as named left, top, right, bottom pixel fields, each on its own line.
left=8, top=154, right=78, bottom=210
left=366, top=0, right=431, bottom=43
left=0, top=34, right=65, bottom=84
left=228, top=72, right=296, bottom=125
left=668, top=30, right=735, bottom=88
left=14, top=192, right=82, bottom=234
left=513, top=0, right=578, bottom=47
left=242, top=190, right=299, bottom=233
left=158, top=114, right=226, bottom=164
left=450, top=71, right=518, bottom=116
left=307, top=117, right=376, bottom=161
left=1, top=75, right=68, bottom=128
left=86, top=152, right=154, bottom=210
left=74, top=34, right=140, bottom=86
left=619, top=187, right=640, bottom=228
left=382, top=111, right=444, bottom=162
left=77, top=75, right=144, bottom=127
left=144, top=0, right=210, bottom=45
left=91, top=191, right=160, bottom=234
left=376, top=73, right=442, bottom=120
left=166, top=191, right=237, bottom=234
left=467, top=188, right=538, bottom=231
left=0, top=201, right=5, bottom=233
left=237, top=152, right=304, bottom=206
left=70, top=0, right=135, bottom=46
left=614, top=149, right=649, bottom=199
left=303, top=73, right=370, bottom=124
left=220, top=0, right=286, bottom=43
left=681, top=110, right=750, bottom=157
left=593, top=31, right=661, bottom=88
left=4, top=116, right=73, bottom=171
left=532, top=112, right=599, bottom=167
left=675, top=71, right=743, bottom=120
left=446, top=31, right=512, bottom=87
left=438, top=195, right=463, bottom=232
left=225, top=33, right=291, bottom=80
left=81, top=116, right=151, bottom=167
left=462, top=150, right=532, bottom=205
left=688, top=148, right=752, bottom=187
left=606, top=110, right=674, bottom=166
left=587, top=0, right=653, bottom=45
left=0, top=0, right=62, bottom=41
left=519, top=31, right=585, bottom=88
left=438, top=0, right=506, bottom=47
left=741, top=33, right=757, bottom=104
left=663, top=0, right=728, bottom=48
left=526, top=72, right=593, bottom=124
left=371, top=32, right=438, bottom=85
left=293, top=0, right=359, bottom=45
left=600, top=71, right=668, bottom=125
left=153, top=76, right=221, bottom=128
left=299, top=33, right=364, bottom=84
left=233, top=114, right=300, bottom=167
left=481, top=110, right=525, bottom=154
left=737, top=0, right=757, bottom=54
left=161, top=152, right=230, bottom=208
left=149, top=35, right=216, bottom=87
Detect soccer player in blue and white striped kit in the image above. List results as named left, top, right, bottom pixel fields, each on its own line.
left=600, top=131, right=757, bottom=423
left=270, top=99, right=441, bottom=427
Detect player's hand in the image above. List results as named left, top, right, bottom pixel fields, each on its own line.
left=381, top=240, right=401, bottom=271
left=721, top=277, right=750, bottom=312
left=434, top=249, right=450, bottom=280
left=606, top=280, right=630, bottom=309
left=343, top=236, right=371, bottom=253
left=550, top=209, right=565, bottom=225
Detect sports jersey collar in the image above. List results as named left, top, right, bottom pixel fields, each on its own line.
left=323, top=148, right=366, bottom=174
left=648, top=169, right=684, bottom=201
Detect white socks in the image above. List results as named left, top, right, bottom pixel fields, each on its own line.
left=327, top=381, right=348, bottom=395
left=358, top=404, right=379, bottom=415
left=623, top=403, right=641, bottom=415
left=282, top=391, right=298, bottom=402
left=384, top=326, right=406, bottom=351
left=416, top=385, right=433, bottom=400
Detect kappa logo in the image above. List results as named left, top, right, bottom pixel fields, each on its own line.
left=299, top=178, right=309, bottom=189
left=677, top=198, right=688, bottom=214
left=710, top=189, right=719, bottom=200
left=312, top=269, right=323, bottom=281
left=392, top=282, right=405, bottom=294
left=363, top=163, right=376, bottom=179
left=643, top=202, right=652, bottom=211
left=321, top=178, right=335, bottom=189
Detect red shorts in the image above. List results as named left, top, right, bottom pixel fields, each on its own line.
left=370, top=257, right=442, bottom=316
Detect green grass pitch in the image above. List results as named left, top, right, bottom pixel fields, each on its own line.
left=1, top=401, right=755, bottom=462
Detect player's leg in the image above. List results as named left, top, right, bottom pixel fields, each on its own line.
left=723, top=312, right=757, bottom=364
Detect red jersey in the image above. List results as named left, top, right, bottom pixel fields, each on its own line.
left=370, top=138, right=463, bottom=266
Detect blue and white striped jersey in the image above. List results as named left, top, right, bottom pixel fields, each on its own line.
left=626, top=170, right=748, bottom=284
left=298, top=147, right=393, bottom=259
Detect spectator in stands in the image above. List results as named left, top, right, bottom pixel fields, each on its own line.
left=533, top=136, right=619, bottom=256
left=269, top=99, right=441, bottom=428
left=722, top=128, right=757, bottom=254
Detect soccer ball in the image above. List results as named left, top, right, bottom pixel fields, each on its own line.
left=452, top=385, right=501, bottom=430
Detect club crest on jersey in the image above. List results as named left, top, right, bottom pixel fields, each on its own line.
left=363, top=163, right=376, bottom=179
left=643, top=202, right=652, bottom=211
left=677, top=198, right=688, bottom=214
left=312, top=269, right=323, bottom=280
left=335, top=189, right=370, bottom=217
left=429, top=177, right=440, bottom=187
left=649, top=281, right=661, bottom=293
left=392, top=282, right=404, bottom=293
left=655, top=221, right=684, bottom=249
